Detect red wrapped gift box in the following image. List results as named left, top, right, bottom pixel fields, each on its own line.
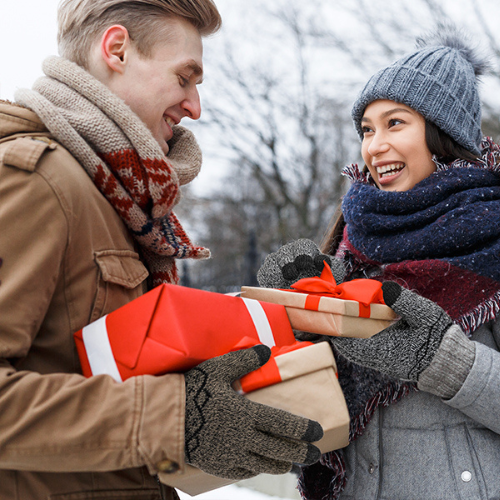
left=74, top=283, right=296, bottom=381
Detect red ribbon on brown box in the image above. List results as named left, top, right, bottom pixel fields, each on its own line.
left=290, top=261, right=385, bottom=317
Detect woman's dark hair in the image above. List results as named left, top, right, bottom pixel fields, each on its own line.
left=425, top=120, right=479, bottom=163
left=320, top=119, right=481, bottom=255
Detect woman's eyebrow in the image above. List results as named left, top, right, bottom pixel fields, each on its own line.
left=362, top=107, right=413, bottom=123
left=380, top=108, right=413, bottom=119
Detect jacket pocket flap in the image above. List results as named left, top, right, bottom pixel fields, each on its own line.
left=95, top=250, right=149, bottom=289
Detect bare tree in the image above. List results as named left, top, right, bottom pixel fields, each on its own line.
left=178, top=0, right=500, bottom=290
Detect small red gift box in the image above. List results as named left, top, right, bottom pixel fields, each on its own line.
left=242, top=264, right=397, bottom=338
left=160, top=342, right=350, bottom=496
left=74, top=283, right=296, bottom=381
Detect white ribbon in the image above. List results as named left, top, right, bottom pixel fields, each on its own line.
left=81, top=316, right=123, bottom=382
left=241, top=298, right=276, bottom=347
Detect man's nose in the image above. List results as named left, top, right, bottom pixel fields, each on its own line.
left=182, top=88, right=201, bottom=120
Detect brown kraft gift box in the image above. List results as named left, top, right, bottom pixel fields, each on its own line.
left=241, top=285, right=397, bottom=338
left=159, top=342, right=349, bottom=496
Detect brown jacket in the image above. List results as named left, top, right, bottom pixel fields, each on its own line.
left=0, top=101, right=184, bottom=500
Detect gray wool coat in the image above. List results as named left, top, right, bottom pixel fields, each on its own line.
left=338, top=319, right=500, bottom=500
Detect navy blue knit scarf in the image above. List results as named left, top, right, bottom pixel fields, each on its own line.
left=298, top=138, right=500, bottom=500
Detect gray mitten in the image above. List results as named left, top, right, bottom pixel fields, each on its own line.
left=330, top=282, right=461, bottom=382
left=257, top=239, right=346, bottom=289
left=184, top=345, right=323, bottom=480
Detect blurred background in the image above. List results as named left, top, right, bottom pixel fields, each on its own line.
left=3, top=0, right=500, bottom=294
left=2, top=1, right=500, bottom=497
left=178, top=0, right=500, bottom=294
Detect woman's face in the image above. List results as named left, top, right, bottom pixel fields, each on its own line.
left=361, top=100, right=436, bottom=191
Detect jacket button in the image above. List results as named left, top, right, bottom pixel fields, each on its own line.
left=461, top=471, right=472, bottom=482
left=368, top=463, right=376, bottom=474
left=157, top=459, right=180, bottom=474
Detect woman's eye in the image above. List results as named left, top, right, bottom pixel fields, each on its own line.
left=388, top=118, right=403, bottom=127
left=362, top=126, right=373, bottom=135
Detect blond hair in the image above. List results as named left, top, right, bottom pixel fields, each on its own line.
left=57, top=0, right=222, bottom=68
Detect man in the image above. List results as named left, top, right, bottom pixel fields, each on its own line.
left=0, top=1, right=322, bottom=499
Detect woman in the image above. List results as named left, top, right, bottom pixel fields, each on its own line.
left=258, top=26, right=500, bottom=500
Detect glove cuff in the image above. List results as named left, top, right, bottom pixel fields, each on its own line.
left=417, top=325, right=475, bottom=399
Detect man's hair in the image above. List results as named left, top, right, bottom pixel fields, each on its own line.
left=57, top=0, right=222, bottom=68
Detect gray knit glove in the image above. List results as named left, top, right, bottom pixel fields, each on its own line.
left=330, top=282, right=461, bottom=382
left=184, top=345, right=323, bottom=480
left=257, top=239, right=346, bottom=290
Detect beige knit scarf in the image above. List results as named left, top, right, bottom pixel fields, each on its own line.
left=16, top=56, right=209, bottom=288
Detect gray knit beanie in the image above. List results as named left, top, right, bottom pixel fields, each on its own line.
left=351, top=25, right=489, bottom=155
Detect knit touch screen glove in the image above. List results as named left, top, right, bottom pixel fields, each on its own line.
left=330, top=282, right=472, bottom=384
left=184, top=345, right=323, bottom=480
left=257, top=239, right=346, bottom=289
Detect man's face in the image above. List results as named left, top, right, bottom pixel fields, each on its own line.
left=110, top=17, right=203, bottom=154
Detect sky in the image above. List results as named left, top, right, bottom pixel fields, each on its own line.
left=3, top=0, right=500, bottom=199
left=0, top=0, right=59, bottom=100
left=3, top=1, right=500, bottom=110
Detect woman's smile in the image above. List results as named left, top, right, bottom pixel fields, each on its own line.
left=375, top=162, right=406, bottom=184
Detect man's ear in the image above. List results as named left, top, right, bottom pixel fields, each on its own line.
left=100, top=25, right=131, bottom=74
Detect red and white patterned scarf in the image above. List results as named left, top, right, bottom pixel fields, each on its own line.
left=16, top=56, right=209, bottom=288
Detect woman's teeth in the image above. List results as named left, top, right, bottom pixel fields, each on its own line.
left=377, top=163, right=405, bottom=178
left=164, top=116, right=175, bottom=128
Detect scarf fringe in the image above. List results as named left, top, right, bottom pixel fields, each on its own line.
left=458, top=290, right=500, bottom=336
left=341, top=164, right=374, bottom=184
left=447, top=137, right=500, bottom=172
left=433, top=137, right=500, bottom=175
left=348, top=380, right=415, bottom=441
left=297, top=452, right=347, bottom=500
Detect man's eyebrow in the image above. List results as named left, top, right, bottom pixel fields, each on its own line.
left=361, top=107, right=413, bottom=122
left=185, top=60, right=204, bottom=82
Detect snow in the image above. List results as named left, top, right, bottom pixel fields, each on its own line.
left=177, top=484, right=295, bottom=500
